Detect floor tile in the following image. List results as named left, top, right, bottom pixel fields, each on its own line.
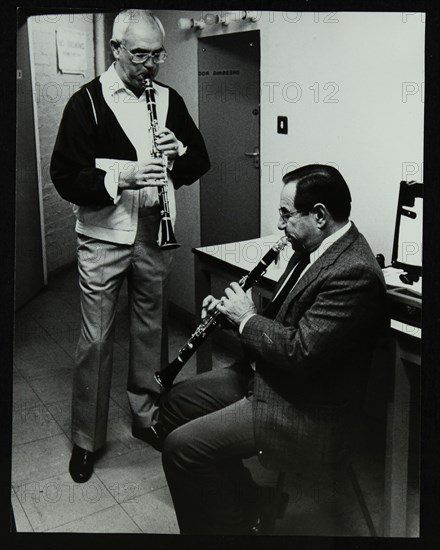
left=14, top=315, right=45, bottom=348
left=12, top=433, right=71, bottom=486
left=20, top=291, right=79, bottom=358
left=25, top=289, right=81, bottom=327
left=47, top=398, right=128, bottom=446
left=12, top=403, right=63, bottom=446
left=110, top=385, right=131, bottom=415
left=103, top=408, right=146, bottom=458
left=48, top=504, right=141, bottom=533
left=28, top=372, right=74, bottom=405
left=13, top=376, right=42, bottom=411
left=121, top=486, right=178, bottom=534
left=45, top=400, right=72, bottom=436
left=46, top=270, right=80, bottom=308
left=11, top=263, right=420, bottom=536
left=14, top=337, right=74, bottom=381
left=16, top=472, right=116, bottom=532
left=95, top=446, right=165, bottom=503
left=407, top=484, right=420, bottom=537
left=11, top=488, right=33, bottom=532
left=13, top=367, right=23, bottom=380
left=45, top=400, right=143, bottom=460
left=47, top=327, right=80, bottom=359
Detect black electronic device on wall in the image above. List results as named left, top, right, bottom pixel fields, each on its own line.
left=391, top=180, right=423, bottom=282
left=387, top=180, right=423, bottom=327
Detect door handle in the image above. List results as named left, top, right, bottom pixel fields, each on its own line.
left=244, top=147, right=260, bottom=168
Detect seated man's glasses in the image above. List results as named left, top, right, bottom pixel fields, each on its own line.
left=278, top=208, right=304, bottom=223
left=120, top=44, right=168, bottom=64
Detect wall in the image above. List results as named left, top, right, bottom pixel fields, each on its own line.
left=197, top=10, right=424, bottom=264
left=258, top=11, right=425, bottom=264
left=28, top=10, right=425, bottom=311
left=29, top=14, right=96, bottom=273
left=152, top=10, right=425, bottom=314
left=102, top=12, right=117, bottom=69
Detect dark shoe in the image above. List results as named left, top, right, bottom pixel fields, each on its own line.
left=69, top=445, right=94, bottom=483
left=132, top=424, right=166, bottom=452
left=251, top=487, right=290, bottom=535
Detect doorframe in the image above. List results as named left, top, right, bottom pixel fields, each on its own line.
left=27, top=17, right=47, bottom=285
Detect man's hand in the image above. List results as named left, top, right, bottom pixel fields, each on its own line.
left=156, top=127, right=180, bottom=160
left=216, top=283, right=257, bottom=327
left=201, top=295, right=221, bottom=319
left=118, top=160, right=166, bottom=192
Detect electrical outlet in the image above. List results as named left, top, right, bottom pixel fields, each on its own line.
left=277, top=116, right=288, bottom=134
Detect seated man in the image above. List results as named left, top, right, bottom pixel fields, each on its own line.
left=155, top=164, right=388, bottom=534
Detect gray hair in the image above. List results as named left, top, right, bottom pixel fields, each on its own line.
left=111, top=9, right=165, bottom=43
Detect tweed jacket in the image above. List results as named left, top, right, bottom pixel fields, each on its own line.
left=240, top=224, right=388, bottom=471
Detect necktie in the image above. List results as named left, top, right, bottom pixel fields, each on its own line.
left=263, top=252, right=310, bottom=320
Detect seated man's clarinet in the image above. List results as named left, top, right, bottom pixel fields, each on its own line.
left=144, top=78, right=180, bottom=250
left=154, top=236, right=289, bottom=389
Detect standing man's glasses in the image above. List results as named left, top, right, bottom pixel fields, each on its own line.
left=120, top=44, right=168, bottom=64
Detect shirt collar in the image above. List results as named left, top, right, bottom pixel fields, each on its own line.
left=309, top=220, right=352, bottom=265
left=100, top=62, right=156, bottom=98
left=99, top=63, right=128, bottom=96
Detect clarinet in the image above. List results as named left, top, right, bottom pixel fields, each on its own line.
left=144, top=78, right=180, bottom=250
left=154, top=236, right=289, bottom=389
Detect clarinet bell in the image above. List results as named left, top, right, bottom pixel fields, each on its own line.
left=158, top=217, right=180, bottom=250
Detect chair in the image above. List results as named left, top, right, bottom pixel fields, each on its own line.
left=259, top=461, right=377, bottom=536
left=258, top=337, right=392, bottom=536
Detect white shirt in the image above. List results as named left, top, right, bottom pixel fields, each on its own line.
left=239, top=220, right=352, bottom=333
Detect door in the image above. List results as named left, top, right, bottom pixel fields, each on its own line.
left=198, top=30, right=260, bottom=246
left=16, top=21, right=45, bottom=309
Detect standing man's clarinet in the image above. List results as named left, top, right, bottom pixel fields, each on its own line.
left=154, top=236, right=289, bottom=389
left=144, top=77, right=180, bottom=250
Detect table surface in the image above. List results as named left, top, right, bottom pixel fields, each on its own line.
left=193, top=234, right=293, bottom=283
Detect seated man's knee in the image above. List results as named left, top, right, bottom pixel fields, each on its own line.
left=162, top=424, right=206, bottom=474
left=162, top=428, right=188, bottom=470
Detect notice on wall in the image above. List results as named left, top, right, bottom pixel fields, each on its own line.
left=198, top=70, right=241, bottom=77
left=56, top=27, right=87, bottom=76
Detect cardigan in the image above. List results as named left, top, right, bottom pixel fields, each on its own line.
left=50, top=75, right=210, bottom=244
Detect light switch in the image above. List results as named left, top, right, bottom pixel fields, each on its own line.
left=277, top=116, right=288, bottom=134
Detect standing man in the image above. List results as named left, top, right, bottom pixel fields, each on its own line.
left=154, top=164, right=387, bottom=534
left=51, top=9, right=210, bottom=482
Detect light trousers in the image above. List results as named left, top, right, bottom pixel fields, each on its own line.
left=72, top=208, right=173, bottom=452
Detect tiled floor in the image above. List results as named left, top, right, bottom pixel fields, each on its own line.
left=12, top=265, right=420, bottom=535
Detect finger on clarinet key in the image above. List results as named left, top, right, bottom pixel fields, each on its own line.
left=138, top=159, right=164, bottom=170
left=229, top=282, right=242, bottom=292
left=201, top=296, right=216, bottom=318
left=224, top=287, right=235, bottom=299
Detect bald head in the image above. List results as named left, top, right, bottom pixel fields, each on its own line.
left=110, top=9, right=166, bottom=94
left=112, top=9, right=165, bottom=44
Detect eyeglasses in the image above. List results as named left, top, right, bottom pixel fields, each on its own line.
left=278, top=208, right=304, bottom=223
left=120, top=43, right=168, bottom=64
